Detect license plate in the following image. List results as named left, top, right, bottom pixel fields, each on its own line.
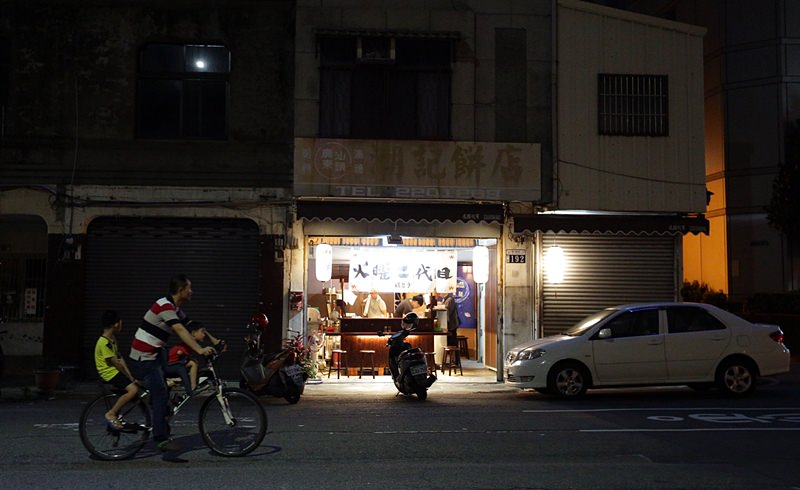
left=283, top=364, right=305, bottom=385
left=410, top=364, right=427, bottom=376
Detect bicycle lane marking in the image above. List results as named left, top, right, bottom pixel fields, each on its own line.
left=521, top=407, right=800, bottom=432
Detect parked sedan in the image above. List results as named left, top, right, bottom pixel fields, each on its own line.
left=505, top=303, right=791, bottom=398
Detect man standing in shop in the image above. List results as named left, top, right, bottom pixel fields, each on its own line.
left=362, top=289, right=389, bottom=318
left=443, top=291, right=461, bottom=346
left=128, top=274, right=216, bottom=453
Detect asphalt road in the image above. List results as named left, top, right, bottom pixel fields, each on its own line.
left=2, top=367, right=800, bottom=489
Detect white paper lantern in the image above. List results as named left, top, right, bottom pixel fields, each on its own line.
left=473, top=245, right=489, bottom=284
left=544, top=246, right=566, bottom=284
left=315, top=243, right=333, bottom=282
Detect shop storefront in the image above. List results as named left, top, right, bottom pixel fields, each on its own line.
left=296, top=201, right=504, bottom=373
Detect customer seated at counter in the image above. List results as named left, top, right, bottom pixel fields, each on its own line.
left=362, top=289, right=389, bottom=318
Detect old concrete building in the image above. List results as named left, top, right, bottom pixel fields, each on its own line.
left=0, top=1, right=294, bottom=377
left=593, top=0, right=800, bottom=303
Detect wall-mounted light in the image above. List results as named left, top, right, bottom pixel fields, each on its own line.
left=473, top=245, right=489, bottom=284
left=315, top=243, right=333, bottom=282
left=544, top=246, right=566, bottom=284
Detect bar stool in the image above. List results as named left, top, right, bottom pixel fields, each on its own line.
left=441, top=346, right=463, bottom=376
left=328, top=349, right=349, bottom=379
left=423, top=352, right=437, bottom=376
left=457, top=336, right=469, bottom=360
left=359, top=349, right=377, bottom=379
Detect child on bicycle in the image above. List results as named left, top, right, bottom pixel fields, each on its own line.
left=167, top=323, right=226, bottom=394
left=94, top=310, right=139, bottom=429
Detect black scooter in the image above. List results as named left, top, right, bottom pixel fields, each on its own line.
left=379, top=313, right=436, bottom=401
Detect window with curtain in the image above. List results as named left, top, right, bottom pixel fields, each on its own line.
left=137, top=43, right=230, bottom=140
left=319, top=36, right=451, bottom=140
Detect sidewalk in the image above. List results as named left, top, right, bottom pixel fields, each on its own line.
left=0, top=359, right=512, bottom=401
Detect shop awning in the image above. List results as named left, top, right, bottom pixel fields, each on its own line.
left=513, top=213, right=709, bottom=236
left=297, top=201, right=504, bottom=224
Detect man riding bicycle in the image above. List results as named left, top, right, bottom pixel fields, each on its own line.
left=127, top=274, right=215, bottom=452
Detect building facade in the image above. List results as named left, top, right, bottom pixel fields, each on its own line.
left=0, top=0, right=707, bottom=379
left=593, top=0, right=800, bottom=303
left=0, top=1, right=294, bottom=377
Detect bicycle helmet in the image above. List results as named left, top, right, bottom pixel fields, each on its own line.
left=402, top=312, right=419, bottom=328
left=248, top=313, right=269, bottom=332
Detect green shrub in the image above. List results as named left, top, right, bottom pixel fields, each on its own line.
left=681, top=281, right=729, bottom=309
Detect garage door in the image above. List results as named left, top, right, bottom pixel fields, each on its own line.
left=83, top=217, right=260, bottom=379
left=541, top=233, right=678, bottom=336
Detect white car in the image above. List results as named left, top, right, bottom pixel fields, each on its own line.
left=505, top=303, right=791, bottom=398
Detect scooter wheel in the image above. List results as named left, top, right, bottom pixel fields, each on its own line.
left=416, top=389, right=428, bottom=401
left=284, top=384, right=301, bottom=404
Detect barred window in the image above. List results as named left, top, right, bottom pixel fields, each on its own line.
left=598, top=74, right=668, bottom=136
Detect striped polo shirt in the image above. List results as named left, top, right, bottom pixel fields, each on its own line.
left=130, top=296, right=191, bottom=361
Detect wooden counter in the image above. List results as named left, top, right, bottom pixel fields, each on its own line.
left=326, top=319, right=446, bottom=372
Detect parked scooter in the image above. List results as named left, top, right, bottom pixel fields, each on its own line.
left=240, top=313, right=306, bottom=404
left=379, top=313, right=436, bottom=401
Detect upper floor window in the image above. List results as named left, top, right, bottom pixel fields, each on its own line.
left=598, top=74, right=668, bottom=137
left=136, top=43, right=230, bottom=140
left=319, top=35, right=452, bottom=140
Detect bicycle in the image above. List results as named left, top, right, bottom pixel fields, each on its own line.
left=79, top=352, right=267, bottom=460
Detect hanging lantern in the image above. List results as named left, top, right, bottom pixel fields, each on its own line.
left=544, top=246, right=566, bottom=284
left=473, top=245, right=489, bottom=284
left=315, top=243, right=333, bottom=282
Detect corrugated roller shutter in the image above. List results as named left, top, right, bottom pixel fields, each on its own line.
left=83, top=217, right=260, bottom=380
left=541, top=233, right=677, bottom=336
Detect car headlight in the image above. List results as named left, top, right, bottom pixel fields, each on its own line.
left=517, top=348, right=546, bottom=361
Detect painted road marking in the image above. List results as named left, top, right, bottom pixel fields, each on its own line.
left=523, top=407, right=800, bottom=413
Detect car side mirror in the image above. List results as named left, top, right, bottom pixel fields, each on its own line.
left=597, top=328, right=611, bottom=339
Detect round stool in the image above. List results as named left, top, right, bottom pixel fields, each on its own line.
left=359, top=350, right=377, bottom=379
left=457, top=336, right=469, bottom=360
left=328, top=349, right=349, bottom=379
left=423, top=352, right=437, bottom=376
left=441, top=346, right=463, bottom=376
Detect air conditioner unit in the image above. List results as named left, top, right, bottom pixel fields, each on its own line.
left=357, top=36, right=395, bottom=63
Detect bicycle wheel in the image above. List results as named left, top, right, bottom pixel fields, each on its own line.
left=199, top=388, right=266, bottom=457
left=79, top=393, right=151, bottom=460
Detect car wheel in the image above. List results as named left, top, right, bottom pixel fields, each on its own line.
left=547, top=362, right=589, bottom=399
left=716, top=358, right=758, bottom=396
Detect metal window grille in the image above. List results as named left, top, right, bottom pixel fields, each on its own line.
left=598, top=74, right=668, bottom=136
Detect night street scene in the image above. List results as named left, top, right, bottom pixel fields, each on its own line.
left=1, top=0, right=799, bottom=488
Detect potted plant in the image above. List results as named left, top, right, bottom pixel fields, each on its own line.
left=33, top=359, right=61, bottom=396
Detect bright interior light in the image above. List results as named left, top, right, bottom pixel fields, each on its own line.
left=195, top=60, right=206, bottom=69
left=315, top=243, right=332, bottom=282
left=544, top=246, right=566, bottom=284
left=472, top=245, right=489, bottom=284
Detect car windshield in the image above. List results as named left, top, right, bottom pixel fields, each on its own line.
left=563, top=309, right=617, bottom=336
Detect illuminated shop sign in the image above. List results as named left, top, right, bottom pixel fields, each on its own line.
left=348, top=249, right=457, bottom=293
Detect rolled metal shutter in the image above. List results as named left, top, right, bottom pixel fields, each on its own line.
left=541, top=233, right=677, bottom=336
left=83, top=217, right=260, bottom=380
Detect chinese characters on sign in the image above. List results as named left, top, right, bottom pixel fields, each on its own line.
left=348, top=249, right=457, bottom=293
left=294, top=138, right=541, bottom=201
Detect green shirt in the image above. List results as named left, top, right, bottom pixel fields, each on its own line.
left=94, top=336, right=120, bottom=382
